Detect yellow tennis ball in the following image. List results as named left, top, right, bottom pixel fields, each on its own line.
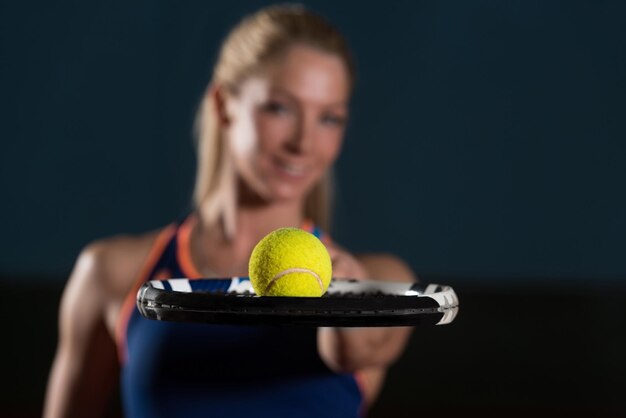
left=249, top=227, right=332, bottom=297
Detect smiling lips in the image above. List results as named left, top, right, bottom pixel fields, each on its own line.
left=273, top=158, right=309, bottom=179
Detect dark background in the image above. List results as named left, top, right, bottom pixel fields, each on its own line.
left=1, top=1, right=625, bottom=417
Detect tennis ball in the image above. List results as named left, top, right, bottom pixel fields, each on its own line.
left=249, top=227, right=332, bottom=297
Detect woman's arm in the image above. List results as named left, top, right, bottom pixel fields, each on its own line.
left=44, top=231, right=155, bottom=418
left=317, top=248, right=416, bottom=372
left=43, top=243, right=120, bottom=418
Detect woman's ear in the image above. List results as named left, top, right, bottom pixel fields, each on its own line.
left=210, top=85, right=231, bottom=127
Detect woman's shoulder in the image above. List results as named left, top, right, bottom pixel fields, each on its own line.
left=75, top=228, right=165, bottom=296
left=58, top=227, right=170, bottom=340
left=82, top=229, right=162, bottom=262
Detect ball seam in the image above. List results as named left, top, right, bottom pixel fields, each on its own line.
left=264, top=267, right=324, bottom=294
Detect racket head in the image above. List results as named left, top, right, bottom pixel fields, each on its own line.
left=137, top=277, right=459, bottom=327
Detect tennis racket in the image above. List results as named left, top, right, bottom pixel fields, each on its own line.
left=137, top=277, right=459, bottom=327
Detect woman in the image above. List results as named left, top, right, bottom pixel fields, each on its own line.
left=44, top=5, right=415, bottom=417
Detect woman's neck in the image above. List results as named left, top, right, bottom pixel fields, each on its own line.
left=236, top=201, right=305, bottom=238
left=198, top=190, right=307, bottom=249
left=226, top=177, right=307, bottom=244
left=190, top=198, right=306, bottom=277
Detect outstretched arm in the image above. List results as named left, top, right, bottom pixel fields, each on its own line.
left=317, top=247, right=416, bottom=372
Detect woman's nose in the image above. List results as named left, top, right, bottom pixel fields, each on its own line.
left=285, top=116, right=315, bottom=154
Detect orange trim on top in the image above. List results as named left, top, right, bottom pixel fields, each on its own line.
left=300, top=218, right=314, bottom=233
left=177, top=214, right=203, bottom=279
left=114, top=224, right=177, bottom=364
left=297, top=218, right=333, bottom=244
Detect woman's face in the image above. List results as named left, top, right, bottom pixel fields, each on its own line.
left=224, top=44, right=350, bottom=203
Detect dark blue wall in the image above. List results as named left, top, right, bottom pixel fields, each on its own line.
left=2, top=1, right=625, bottom=282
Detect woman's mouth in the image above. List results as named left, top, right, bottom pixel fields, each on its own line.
left=273, top=159, right=308, bottom=179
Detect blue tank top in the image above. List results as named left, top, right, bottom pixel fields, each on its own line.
left=115, top=215, right=364, bottom=418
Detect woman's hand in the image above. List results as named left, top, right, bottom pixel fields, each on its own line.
left=318, top=246, right=416, bottom=370
left=326, top=243, right=370, bottom=280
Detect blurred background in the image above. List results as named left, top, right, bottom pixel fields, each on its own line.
left=1, top=0, right=625, bottom=417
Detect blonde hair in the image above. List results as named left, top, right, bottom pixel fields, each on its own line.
left=193, top=4, right=355, bottom=239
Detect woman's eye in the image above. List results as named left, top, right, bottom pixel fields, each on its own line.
left=320, top=114, right=346, bottom=127
left=263, top=101, right=290, bottom=115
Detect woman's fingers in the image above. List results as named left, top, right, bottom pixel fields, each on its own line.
left=325, top=244, right=369, bottom=280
